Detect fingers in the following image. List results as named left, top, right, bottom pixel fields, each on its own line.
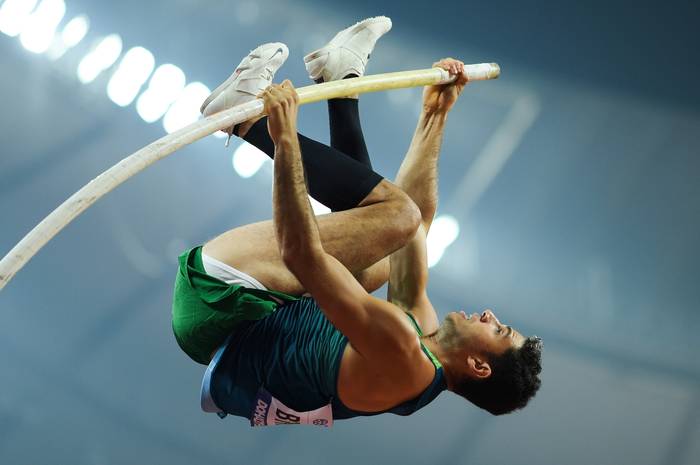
left=282, top=79, right=300, bottom=104
left=260, top=86, right=275, bottom=113
left=433, top=57, right=466, bottom=77
left=260, top=80, right=299, bottom=106
left=258, top=82, right=298, bottom=117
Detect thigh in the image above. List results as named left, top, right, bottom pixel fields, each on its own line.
left=203, top=216, right=392, bottom=295
left=202, top=193, right=404, bottom=294
left=203, top=219, right=299, bottom=293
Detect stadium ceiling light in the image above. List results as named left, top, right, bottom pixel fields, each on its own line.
left=19, top=0, right=65, bottom=53
left=61, top=13, right=87, bottom=46
left=47, top=13, right=88, bottom=59
left=162, top=82, right=210, bottom=134
left=427, top=214, right=460, bottom=268
left=136, top=64, right=186, bottom=123
left=232, top=141, right=269, bottom=178
left=4, top=0, right=231, bottom=144
left=107, top=46, right=155, bottom=107
left=76, top=33, right=123, bottom=83
left=0, top=0, right=38, bottom=37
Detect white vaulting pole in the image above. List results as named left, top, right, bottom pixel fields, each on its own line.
left=0, top=63, right=500, bottom=291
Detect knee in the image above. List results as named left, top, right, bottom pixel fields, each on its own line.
left=362, top=180, right=421, bottom=246
left=390, top=188, right=421, bottom=244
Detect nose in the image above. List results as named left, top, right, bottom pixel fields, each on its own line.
left=480, top=309, right=500, bottom=324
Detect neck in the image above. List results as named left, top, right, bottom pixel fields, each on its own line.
left=421, top=334, right=456, bottom=391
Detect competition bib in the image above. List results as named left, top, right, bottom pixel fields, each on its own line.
left=250, top=387, right=333, bottom=428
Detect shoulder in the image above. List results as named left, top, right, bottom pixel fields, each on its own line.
left=351, top=311, right=434, bottom=378
left=338, top=331, right=437, bottom=398
left=351, top=296, right=420, bottom=346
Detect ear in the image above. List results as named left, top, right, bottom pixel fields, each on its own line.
left=467, top=355, right=492, bottom=379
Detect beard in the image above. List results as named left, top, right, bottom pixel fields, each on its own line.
left=437, top=315, right=465, bottom=350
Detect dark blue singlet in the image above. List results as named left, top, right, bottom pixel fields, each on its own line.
left=209, top=297, right=447, bottom=421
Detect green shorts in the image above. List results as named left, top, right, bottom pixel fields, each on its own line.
left=171, top=246, right=298, bottom=365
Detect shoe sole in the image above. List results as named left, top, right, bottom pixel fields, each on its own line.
left=303, top=16, right=391, bottom=65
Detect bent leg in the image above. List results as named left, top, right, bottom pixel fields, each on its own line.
left=211, top=105, right=406, bottom=294
left=241, top=117, right=381, bottom=212
left=202, top=180, right=417, bottom=295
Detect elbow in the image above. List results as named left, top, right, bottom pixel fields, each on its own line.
left=280, top=244, right=303, bottom=270
left=280, top=242, right=322, bottom=273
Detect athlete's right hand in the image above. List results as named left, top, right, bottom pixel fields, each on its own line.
left=261, top=80, right=299, bottom=145
left=422, top=58, right=468, bottom=115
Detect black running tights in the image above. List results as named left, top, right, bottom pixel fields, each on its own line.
left=239, top=98, right=383, bottom=212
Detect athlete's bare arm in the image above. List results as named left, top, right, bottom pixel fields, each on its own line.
left=395, top=58, right=467, bottom=231
left=266, top=81, right=427, bottom=372
left=389, top=58, right=469, bottom=333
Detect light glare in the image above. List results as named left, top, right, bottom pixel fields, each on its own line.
left=61, top=14, right=88, bottom=47
left=48, top=13, right=88, bottom=60
left=427, top=215, right=460, bottom=267
left=0, top=0, right=39, bottom=37
left=77, top=34, right=122, bottom=83
left=162, top=82, right=210, bottom=134
left=232, top=142, right=268, bottom=178
left=19, top=0, right=65, bottom=53
left=136, top=64, right=186, bottom=123
left=107, top=47, right=155, bottom=107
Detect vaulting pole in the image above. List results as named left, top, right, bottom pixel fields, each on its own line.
left=0, top=63, right=500, bottom=291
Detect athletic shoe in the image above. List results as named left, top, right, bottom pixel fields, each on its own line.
left=200, top=42, right=289, bottom=118
left=303, top=16, right=391, bottom=83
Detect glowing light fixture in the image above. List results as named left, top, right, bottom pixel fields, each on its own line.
left=162, top=82, right=210, bottom=134
left=107, top=46, right=155, bottom=107
left=0, top=0, right=38, bottom=37
left=61, top=13, right=87, bottom=47
left=47, top=13, right=88, bottom=59
left=76, top=33, right=122, bottom=84
left=136, top=64, right=186, bottom=123
left=232, top=141, right=269, bottom=178
left=427, top=214, right=460, bottom=267
left=19, top=0, right=65, bottom=53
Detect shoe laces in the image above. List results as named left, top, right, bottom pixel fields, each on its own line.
left=260, top=66, right=273, bottom=81
left=232, top=64, right=273, bottom=83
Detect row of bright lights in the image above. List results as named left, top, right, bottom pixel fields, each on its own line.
left=0, top=0, right=215, bottom=136
left=1, top=0, right=460, bottom=266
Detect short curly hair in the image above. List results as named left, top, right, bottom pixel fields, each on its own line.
left=452, top=336, right=543, bottom=415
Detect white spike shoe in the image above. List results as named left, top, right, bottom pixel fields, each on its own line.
left=303, top=16, right=391, bottom=83
left=201, top=42, right=289, bottom=145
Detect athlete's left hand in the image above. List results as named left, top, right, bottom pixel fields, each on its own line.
left=422, top=58, right=468, bottom=115
left=261, top=80, right=299, bottom=145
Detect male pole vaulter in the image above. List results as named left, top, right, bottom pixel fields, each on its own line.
left=172, top=17, right=542, bottom=427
